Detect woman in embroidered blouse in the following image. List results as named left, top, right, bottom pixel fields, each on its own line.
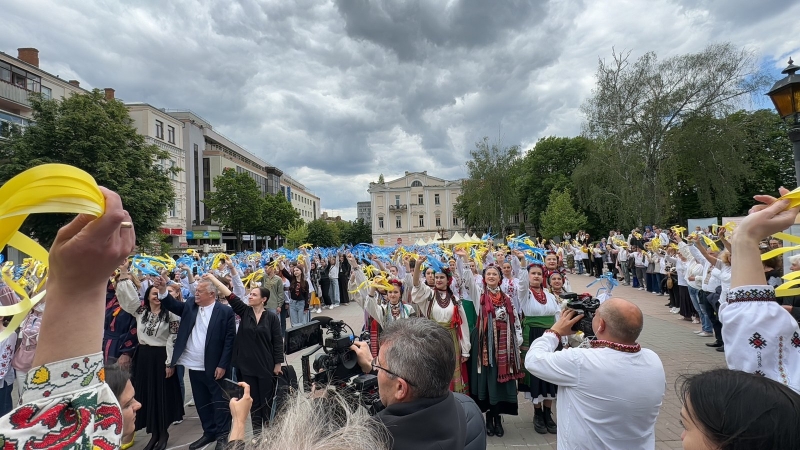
left=547, top=272, right=570, bottom=299
left=348, top=254, right=414, bottom=357
left=518, top=263, right=560, bottom=435
left=116, top=267, right=183, bottom=450
left=0, top=187, right=137, bottom=448
left=460, top=249, right=524, bottom=438
left=411, top=255, right=471, bottom=394
left=718, top=188, right=800, bottom=394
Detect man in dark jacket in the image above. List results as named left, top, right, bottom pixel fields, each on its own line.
left=352, top=317, right=486, bottom=450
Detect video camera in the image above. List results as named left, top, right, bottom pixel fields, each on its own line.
left=560, top=293, right=600, bottom=339
left=285, top=317, right=381, bottom=415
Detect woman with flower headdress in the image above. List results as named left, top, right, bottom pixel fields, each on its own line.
left=518, top=263, right=560, bottom=435
left=542, top=251, right=571, bottom=292
left=459, top=249, right=524, bottom=438
left=348, top=254, right=414, bottom=357
left=411, top=255, right=471, bottom=393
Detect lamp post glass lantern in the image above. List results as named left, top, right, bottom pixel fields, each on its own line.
left=767, top=58, right=800, bottom=186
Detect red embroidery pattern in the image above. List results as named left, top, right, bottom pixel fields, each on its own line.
left=749, top=332, right=767, bottom=350
left=778, top=336, right=788, bottom=386
left=791, top=332, right=800, bottom=349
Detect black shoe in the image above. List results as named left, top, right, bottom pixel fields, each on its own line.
left=664, top=303, right=671, bottom=306
left=543, top=407, right=557, bottom=434
left=706, top=341, right=723, bottom=348
left=494, top=414, right=504, bottom=437
left=533, top=409, right=547, bottom=434
left=716, top=346, right=725, bottom=352
left=153, top=431, right=169, bottom=450
left=143, top=434, right=159, bottom=450
left=189, top=434, right=215, bottom=450
left=485, top=413, right=495, bottom=437
left=215, top=439, right=227, bottom=450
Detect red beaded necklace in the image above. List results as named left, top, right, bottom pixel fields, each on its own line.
left=590, top=340, right=641, bottom=353
left=487, top=289, right=504, bottom=307
left=530, top=286, right=547, bottom=305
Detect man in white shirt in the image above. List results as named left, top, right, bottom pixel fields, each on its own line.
left=616, top=246, right=630, bottom=285
left=526, top=298, right=665, bottom=449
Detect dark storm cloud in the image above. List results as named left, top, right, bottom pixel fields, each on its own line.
left=1, top=0, right=798, bottom=218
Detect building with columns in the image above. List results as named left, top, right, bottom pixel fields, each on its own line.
left=368, top=171, right=466, bottom=246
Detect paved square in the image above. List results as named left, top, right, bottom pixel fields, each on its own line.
left=130, top=277, right=721, bottom=449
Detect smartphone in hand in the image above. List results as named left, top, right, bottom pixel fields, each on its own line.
left=218, top=378, right=244, bottom=400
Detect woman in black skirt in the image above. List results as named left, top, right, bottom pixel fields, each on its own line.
left=317, top=256, right=332, bottom=308
left=338, top=254, right=351, bottom=305
left=116, top=266, right=183, bottom=450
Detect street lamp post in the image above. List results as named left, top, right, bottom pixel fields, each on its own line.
left=766, top=58, right=800, bottom=186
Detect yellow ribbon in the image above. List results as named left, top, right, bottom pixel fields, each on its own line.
left=702, top=236, right=719, bottom=252
left=0, top=164, right=105, bottom=340
left=778, top=186, right=800, bottom=209
left=762, top=233, right=800, bottom=296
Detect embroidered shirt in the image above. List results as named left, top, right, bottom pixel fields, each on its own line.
left=719, top=285, right=800, bottom=393
left=526, top=333, right=666, bottom=449
left=0, top=353, right=121, bottom=449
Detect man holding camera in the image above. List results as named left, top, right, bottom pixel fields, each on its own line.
left=525, top=298, right=665, bottom=449
left=351, top=317, right=485, bottom=450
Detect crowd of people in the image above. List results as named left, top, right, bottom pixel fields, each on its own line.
left=0, top=182, right=799, bottom=449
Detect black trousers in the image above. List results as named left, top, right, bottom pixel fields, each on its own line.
left=593, top=259, right=604, bottom=277
left=240, top=373, right=275, bottom=433
left=320, top=278, right=332, bottom=306
left=188, top=369, right=231, bottom=440
left=699, top=290, right=723, bottom=342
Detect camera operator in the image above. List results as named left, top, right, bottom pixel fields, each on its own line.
left=350, top=317, right=485, bottom=450
left=525, top=298, right=666, bottom=449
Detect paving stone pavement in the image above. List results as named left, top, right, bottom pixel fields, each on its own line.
left=131, top=277, right=723, bottom=449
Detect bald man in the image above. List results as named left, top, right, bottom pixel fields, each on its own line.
left=525, top=298, right=665, bottom=449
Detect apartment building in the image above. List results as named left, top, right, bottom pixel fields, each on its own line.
left=0, top=48, right=88, bottom=136
left=368, top=171, right=466, bottom=246
left=126, top=103, right=188, bottom=248
left=168, top=110, right=285, bottom=250
left=280, top=174, right=320, bottom=223
left=356, top=201, right=371, bottom=224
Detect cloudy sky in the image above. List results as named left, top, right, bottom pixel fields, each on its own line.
left=2, top=0, right=799, bottom=219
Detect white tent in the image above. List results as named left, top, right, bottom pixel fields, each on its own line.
left=425, top=237, right=437, bottom=245
left=445, top=232, right=468, bottom=244
left=471, top=233, right=481, bottom=242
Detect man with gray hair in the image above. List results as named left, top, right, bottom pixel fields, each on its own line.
left=351, top=317, right=485, bottom=450
left=525, top=298, right=665, bottom=449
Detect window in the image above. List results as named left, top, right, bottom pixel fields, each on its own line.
left=378, top=217, right=384, bottom=229
left=411, top=180, right=422, bottom=187
left=0, top=62, right=10, bottom=83
left=396, top=216, right=402, bottom=228
left=419, top=215, right=424, bottom=227
left=170, top=160, right=176, bottom=180
left=155, top=120, right=164, bottom=139
left=434, top=194, right=440, bottom=205
left=167, top=125, right=175, bottom=144
left=512, top=213, right=520, bottom=223
left=417, top=194, right=423, bottom=205
left=41, top=86, right=51, bottom=100
left=452, top=216, right=458, bottom=226
left=168, top=200, right=176, bottom=217
left=395, top=195, right=400, bottom=207
left=435, top=216, right=441, bottom=227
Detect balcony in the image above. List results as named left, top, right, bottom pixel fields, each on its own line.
left=389, top=203, right=407, bottom=211
left=0, top=81, right=32, bottom=110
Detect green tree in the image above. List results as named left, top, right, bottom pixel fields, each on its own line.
left=0, top=90, right=176, bottom=247
left=342, top=218, right=372, bottom=245
left=517, top=136, right=592, bottom=233
left=377, top=174, right=385, bottom=184
left=202, top=168, right=263, bottom=251
left=576, top=43, right=769, bottom=227
left=282, top=222, right=308, bottom=250
left=331, top=220, right=349, bottom=246
left=454, top=137, right=522, bottom=234
left=258, top=193, right=300, bottom=242
left=539, top=188, right=588, bottom=240
left=306, top=219, right=338, bottom=247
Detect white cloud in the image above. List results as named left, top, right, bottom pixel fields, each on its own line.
left=2, top=0, right=798, bottom=220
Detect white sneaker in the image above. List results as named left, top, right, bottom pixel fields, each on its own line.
left=671, top=308, right=680, bottom=314
left=333, top=304, right=340, bottom=308
left=652, top=292, right=659, bottom=295
left=638, top=287, right=644, bottom=291
left=697, top=331, right=714, bottom=337
left=316, top=308, right=322, bottom=313
left=693, top=330, right=704, bottom=334
left=691, top=318, right=700, bottom=324
left=328, top=305, right=335, bottom=310
left=185, top=397, right=194, bottom=407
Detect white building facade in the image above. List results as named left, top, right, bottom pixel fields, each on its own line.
left=126, top=103, right=188, bottom=249
left=281, top=174, right=320, bottom=223
left=368, top=171, right=466, bottom=246
left=356, top=201, right=371, bottom=224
